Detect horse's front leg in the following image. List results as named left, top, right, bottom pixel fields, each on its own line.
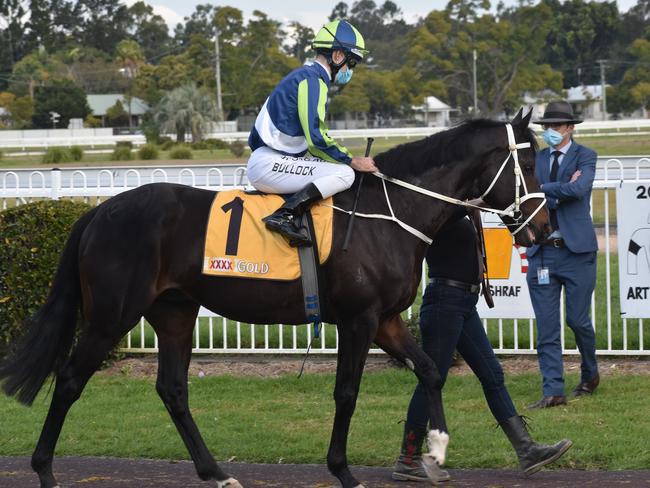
left=374, top=314, right=450, bottom=479
left=327, top=316, right=377, bottom=488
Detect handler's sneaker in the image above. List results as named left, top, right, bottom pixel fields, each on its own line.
left=392, top=455, right=450, bottom=482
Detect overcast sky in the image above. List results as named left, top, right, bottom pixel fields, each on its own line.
left=121, top=0, right=640, bottom=33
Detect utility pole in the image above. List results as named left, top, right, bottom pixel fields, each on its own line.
left=215, top=28, right=224, bottom=122
left=473, top=49, right=478, bottom=115
left=597, top=59, right=607, bottom=120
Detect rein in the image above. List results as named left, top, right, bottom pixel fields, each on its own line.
left=329, top=123, right=546, bottom=243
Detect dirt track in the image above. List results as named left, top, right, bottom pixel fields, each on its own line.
left=1, top=456, right=650, bottom=488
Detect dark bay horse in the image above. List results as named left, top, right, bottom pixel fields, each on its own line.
left=0, top=111, right=549, bottom=488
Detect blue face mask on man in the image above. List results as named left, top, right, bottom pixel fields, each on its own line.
left=542, top=128, right=564, bottom=147
left=335, top=68, right=353, bottom=85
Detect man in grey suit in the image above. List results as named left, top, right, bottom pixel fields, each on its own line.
left=526, top=101, right=600, bottom=409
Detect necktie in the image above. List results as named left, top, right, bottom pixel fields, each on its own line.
left=468, top=210, right=494, bottom=308
left=549, top=151, right=561, bottom=230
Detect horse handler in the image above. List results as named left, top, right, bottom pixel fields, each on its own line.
left=246, top=19, right=377, bottom=247
left=393, top=208, right=572, bottom=482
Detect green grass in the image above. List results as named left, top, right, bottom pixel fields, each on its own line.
left=2, top=133, right=649, bottom=169
left=1, top=369, right=649, bottom=469
left=0, top=148, right=249, bottom=168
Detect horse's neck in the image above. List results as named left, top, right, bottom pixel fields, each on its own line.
left=362, top=161, right=478, bottom=240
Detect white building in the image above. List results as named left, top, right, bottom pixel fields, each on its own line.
left=412, top=96, right=454, bottom=127
left=565, top=85, right=606, bottom=120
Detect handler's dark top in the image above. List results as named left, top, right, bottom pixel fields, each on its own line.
left=426, top=211, right=479, bottom=285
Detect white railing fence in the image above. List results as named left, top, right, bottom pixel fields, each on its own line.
left=1, top=160, right=649, bottom=356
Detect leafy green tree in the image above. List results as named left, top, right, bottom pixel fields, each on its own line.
left=126, top=2, right=170, bottom=60
left=153, top=83, right=218, bottom=142
left=9, top=49, right=59, bottom=98
left=105, top=99, right=129, bottom=127
left=405, top=1, right=561, bottom=116
left=24, top=0, right=82, bottom=55
left=606, top=85, right=637, bottom=117
left=539, top=0, right=621, bottom=87
left=54, top=47, right=126, bottom=95
left=6, top=95, right=35, bottom=128
left=116, top=40, right=145, bottom=130
left=286, top=21, right=314, bottom=63
left=32, top=79, right=91, bottom=128
left=77, top=0, right=130, bottom=53
left=329, top=1, right=414, bottom=69
left=631, top=81, right=650, bottom=115
left=175, top=3, right=218, bottom=46
left=0, top=0, right=28, bottom=89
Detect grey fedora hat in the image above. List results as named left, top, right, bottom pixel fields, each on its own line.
left=533, top=100, right=583, bottom=124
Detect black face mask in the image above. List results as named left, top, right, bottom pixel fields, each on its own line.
left=326, top=53, right=357, bottom=82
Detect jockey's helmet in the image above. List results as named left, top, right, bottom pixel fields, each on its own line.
left=312, top=20, right=368, bottom=61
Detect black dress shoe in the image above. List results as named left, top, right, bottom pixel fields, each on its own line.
left=572, top=373, right=600, bottom=397
left=527, top=395, right=567, bottom=409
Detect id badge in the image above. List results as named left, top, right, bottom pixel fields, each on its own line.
left=537, top=267, right=550, bottom=285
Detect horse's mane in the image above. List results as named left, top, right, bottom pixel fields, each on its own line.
left=374, top=119, right=538, bottom=179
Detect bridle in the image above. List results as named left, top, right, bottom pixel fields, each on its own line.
left=329, top=123, right=547, bottom=244
left=477, top=123, right=546, bottom=235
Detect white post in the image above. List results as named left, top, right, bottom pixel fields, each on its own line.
left=50, top=168, right=61, bottom=200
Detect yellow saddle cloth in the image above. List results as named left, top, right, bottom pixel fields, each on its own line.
left=202, top=190, right=333, bottom=280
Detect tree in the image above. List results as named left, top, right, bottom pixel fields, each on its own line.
left=32, top=79, right=91, bottom=128
left=23, top=0, right=82, bottom=55
left=77, top=0, right=130, bottom=53
left=6, top=96, right=35, bottom=128
left=539, top=0, right=621, bottom=87
left=0, top=0, right=29, bottom=90
left=105, top=99, right=129, bottom=127
left=116, top=40, right=145, bottom=130
left=153, top=83, right=218, bottom=142
left=9, top=49, right=58, bottom=99
left=405, top=2, right=562, bottom=117
left=0, top=91, right=33, bottom=127
left=631, top=81, right=650, bottom=115
left=606, top=85, right=638, bottom=117
left=329, top=1, right=415, bottom=69
left=286, top=21, right=314, bottom=63
left=126, top=1, right=170, bottom=60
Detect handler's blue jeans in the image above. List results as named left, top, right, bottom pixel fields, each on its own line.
left=526, top=246, right=599, bottom=397
left=406, top=283, right=517, bottom=429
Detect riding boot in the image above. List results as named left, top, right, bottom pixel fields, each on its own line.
left=392, top=424, right=450, bottom=482
left=500, top=415, right=573, bottom=476
left=262, top=183, right=322, bottom=247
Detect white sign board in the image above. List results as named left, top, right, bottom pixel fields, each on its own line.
left=476, top=213, right=535, bottom=319
left=617, top=182, right=650, bottom=318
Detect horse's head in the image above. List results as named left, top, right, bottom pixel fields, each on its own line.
left=475, top=109, right=550, bottom=247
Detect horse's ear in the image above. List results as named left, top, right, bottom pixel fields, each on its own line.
left=521, top=106, right=533, bottom=127
left=510, top=107, right=524, bottom=125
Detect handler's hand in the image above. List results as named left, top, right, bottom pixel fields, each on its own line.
left=570, top=170, right=581, bottom=183
left=351, top=156, right=378, bottom=172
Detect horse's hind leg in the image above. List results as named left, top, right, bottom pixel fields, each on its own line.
left=327, top=316, right=377, bottom=488
left=31, top=324, right=126, bottom=488
left=146, top=297, right=240, bottom=488
left=374, top=315, right=449, bottom=474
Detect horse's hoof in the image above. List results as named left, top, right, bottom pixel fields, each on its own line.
left=353, top=485, right=366, bottom=488
left=216, top=478, right=243, bottom=488
left=422, top=456, right=451, bottom=483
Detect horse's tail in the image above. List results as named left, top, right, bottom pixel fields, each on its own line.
left=0, top=206, right=98, bottom=406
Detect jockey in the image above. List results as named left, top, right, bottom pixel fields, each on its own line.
left=247, top=19, right=378, bottom=247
